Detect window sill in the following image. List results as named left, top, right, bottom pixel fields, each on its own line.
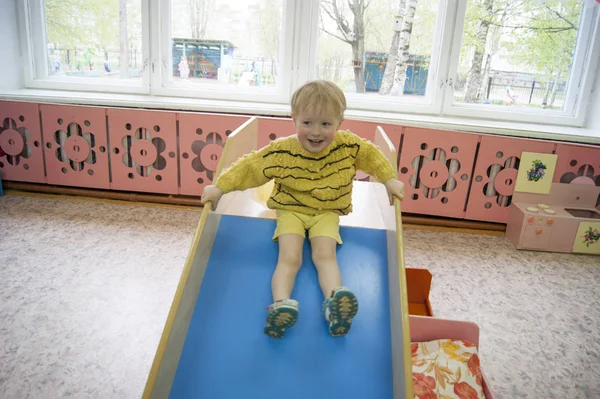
left=0, top=88, right=598, bottom=145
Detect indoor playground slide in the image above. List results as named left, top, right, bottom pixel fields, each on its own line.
left=142, top=119, right=494, bottom=398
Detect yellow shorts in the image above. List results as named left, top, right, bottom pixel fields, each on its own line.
left=273, top=210, right=342, bottom=244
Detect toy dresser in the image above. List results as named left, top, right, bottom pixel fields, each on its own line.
left=506, top=183, right=600, bottom=255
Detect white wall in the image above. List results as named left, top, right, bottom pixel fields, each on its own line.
left=0, top=0, right=22, bottom=89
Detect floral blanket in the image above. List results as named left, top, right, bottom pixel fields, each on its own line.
left=412, top=339, right=486, bottom=399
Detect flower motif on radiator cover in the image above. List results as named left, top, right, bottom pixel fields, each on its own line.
left=191, top=130, right=224, bottom=181
left=409, top=147, right=461, bottom=200
left=0, top=117, right=32, bottom=167
left=121, top=127, right=167, bottom=178
left=52, top=122, right=97, bottom=173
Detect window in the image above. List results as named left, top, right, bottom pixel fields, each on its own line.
left=155, top=0, right=288, bottom=103
left=317, top=0, right=439, bottom=97
left=17, top=0, right=600, bottom=127
left=454, top=0, right=583, bottom=111
left=316, top=0, right=446, bottom=114
left=444, top=0, right=599, bottom=125
left=23, top=0, right=147, bottom=93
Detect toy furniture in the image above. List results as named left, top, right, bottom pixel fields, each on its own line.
left=410, top=315, right=495, bottom=398
left=142, top=119, right=493, bottom=398
left=507, top=182, right=600, bottom=255
left=406, top=268, right=433, bottom=316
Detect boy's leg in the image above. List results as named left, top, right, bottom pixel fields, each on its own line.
left=310, top=236, right=342, bottom=298
left=265, top=211, right=306, bottom=338
left=307, top=212, right=343, bottom=297
left=264, top=233, right=304, bottom=339
left=309, top=211, right=358, bottom=337
left=310, top=236, right=359, bottom=337
left=271, top=233, right=305, bottom=301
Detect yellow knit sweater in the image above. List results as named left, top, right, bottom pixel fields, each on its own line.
left=215, top=130, right=397, bottom=215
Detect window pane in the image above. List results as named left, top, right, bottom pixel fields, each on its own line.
left=454, top=0, right=583, bottom=111
left=317, top=0, right=439, bottom=96
left=44, top=0, right=143, bottom=81
left=170, top=0, right=282, bottom=88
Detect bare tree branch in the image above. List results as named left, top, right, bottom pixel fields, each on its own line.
left=320, top=3, right=335, bottom=21
left=322, top=0, right=351, bottom=35
left=321, top=27, right=351, bottom=44
left=320, top=0, right=369, bottom=93
left=487, top=21, right=574, bottom=33
left=544, top=5, right=576, bottom=30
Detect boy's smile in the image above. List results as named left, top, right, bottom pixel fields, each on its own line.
left=292, top=110, right=342, bottom=153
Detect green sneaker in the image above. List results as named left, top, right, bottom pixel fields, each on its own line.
left=323, top=287, right=358, bottom=337
left=264, top=299, right=299, bottom=339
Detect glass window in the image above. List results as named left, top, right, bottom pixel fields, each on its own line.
left=169, top=0, right=283, bottom=89
left=453, top=0, right=583, bottom=111
left=44, top=0, right=143, bottom=82
left=316, top=0, right=439, bottom=97
left=17, top=0, right=599, bottom=128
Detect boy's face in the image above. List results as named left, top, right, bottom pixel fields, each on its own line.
left=292, top=108, right=342, bottom=153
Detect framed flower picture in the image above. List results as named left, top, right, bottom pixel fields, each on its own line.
left=514, top=152, right=558, bottom=194
left=572, top=222, right=600, bottom=254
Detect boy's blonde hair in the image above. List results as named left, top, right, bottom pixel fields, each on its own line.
left=291, top=80, right=346, bottom=121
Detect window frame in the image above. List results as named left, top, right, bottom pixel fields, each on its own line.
left=16, top=0, right=600, bottom=129
left=442, top=0, right=600, bottom=127
left=149, top=0, right=297, bottom=105
left=308, top=0, right=457, bottom=116
left=19, top=0, right=152, bottom=95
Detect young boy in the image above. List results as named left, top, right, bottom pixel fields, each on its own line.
left=201, top=80, right=404, bottom=338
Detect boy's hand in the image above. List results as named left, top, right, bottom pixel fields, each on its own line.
left=384, top=178, right=404, bottom=205
left=201, top=185, right=224, bottom=210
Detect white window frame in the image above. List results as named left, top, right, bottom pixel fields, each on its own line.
left=14, top=0, right=600, bottom=129
left=302, top=0, right=454, bottom=116
left=18, top=0, right=151, bottom=95
left=149, top=0, right=297, bottom=105
left=442, top=0, right=600, bottom=127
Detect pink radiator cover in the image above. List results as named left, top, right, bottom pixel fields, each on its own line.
left=41, top=104, right=110, bottom=189
left=0, top=101, right=45, bottom=183
left=399, top=127, right=479, bottom=219
left=178, top=112, right=247, bottom=196
left=107, top=108, right=178, bottom=194
left=465, top=135, right=556, bottom=223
